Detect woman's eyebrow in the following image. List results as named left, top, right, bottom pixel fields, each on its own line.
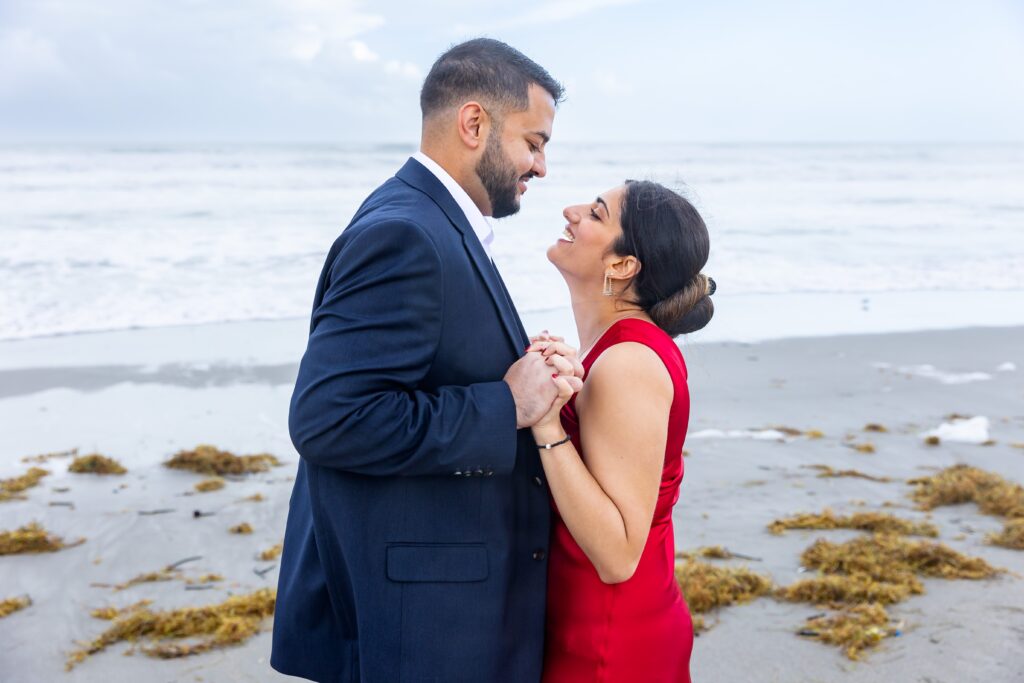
left=595, top=197, right=608, bottom=214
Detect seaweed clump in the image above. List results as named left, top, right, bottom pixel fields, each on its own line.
left=988, top=519, right=1024, bottom=550
left=165, top=445, right=280, bottom=476
left=0, top=595, right=32, bottom=618
left=194, top=478, right=225, bottom=493
left=798, top=604, right=897, bottom=660
left=260, top=543, right=283, bottom=561
left=777, top=533, right=999, bottom=659
left=229, top=523, right=253, bottom=535
left=0, top=522, right=84, bottom=555
left=908, top=464, right=1024, bottom=550
left=767, top=509, right=937, bottom=537
left=805, top=465, right=892, bottom=483
left=0, top=467, right=49, bottom=502
left=66, top=589, right=276, bottom=669
left=675, top=558, right=773, bottom=630
left=69, top=454, right=127, bottom=475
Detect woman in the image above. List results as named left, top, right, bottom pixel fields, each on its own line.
left=528, top=179, right=714, bottom=682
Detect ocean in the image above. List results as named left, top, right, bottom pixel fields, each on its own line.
left=2, top=142, right=1023, bottom=344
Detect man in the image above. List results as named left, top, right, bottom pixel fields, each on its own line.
left=271, top=39, right=582, bottom=682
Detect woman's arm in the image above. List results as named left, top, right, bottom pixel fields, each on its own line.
left=532, top=342, right=672, bottom=583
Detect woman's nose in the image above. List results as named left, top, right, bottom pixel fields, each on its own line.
left=562, top=206, right=577, bottom=222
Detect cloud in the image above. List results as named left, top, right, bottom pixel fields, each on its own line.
left=453, top=0, right=642, bottom=34
left=0, top=28, right=67, bottom=94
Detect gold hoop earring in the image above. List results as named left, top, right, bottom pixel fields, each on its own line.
left=602, top=273, right=614, bottom=296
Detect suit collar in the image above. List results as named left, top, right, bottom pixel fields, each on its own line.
left=396, top=157, right=528, bottom=352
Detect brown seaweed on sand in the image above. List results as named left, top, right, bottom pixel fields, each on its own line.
left=675, top=558, right=773, bottom=631
left=194, top=477, right=226, bottom=492
left=798, top=604, right=897, bottom=660
left=0, top=595, right=32, bottom=618
left=66, top=589, right=276, bottom=669
left=863, top=423, right=888, bottom=433
left=0, top=522, right=84, bottom=555
left=848, top=442, right=876, bottom=454
left=908, top=464, right=1024, bottom=519
left=229, top=523, right=253, bottom=535
left=259, top=543, right=284, bottom=561
left=21, top=447, right=78, bottom=464
left=777, top=574, right=918, bottom=606
left=767, top=509, right=938, bottom=537
left=165, top=445, right=280, bottom=476
left=988, top=519, right=1024, bottom=550
left=0, top=467, right=49, bottom=501
left=69, top=454, right=127, bottom=475
left=804, top=465, right=893, bottom=483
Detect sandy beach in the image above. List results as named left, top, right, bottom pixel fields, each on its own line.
left=1, top=319, right=1022, bottom=682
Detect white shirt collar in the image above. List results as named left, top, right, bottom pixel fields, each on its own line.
left=412, top=151, right=494, bottom=259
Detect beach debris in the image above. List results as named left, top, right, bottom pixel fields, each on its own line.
left=0, top=522, right=84, bottom=555
left=908, top=464, right=1024, bottom=519
left=804, top=465, right=893, bottom=482
left=165, top=445, right=280, bottom=476
left=800, top=533, right=1000, bottom=582
left=1012, top=442, right=1024, bottom=450
left=675, top=558, right=773, bottom=628
left=847, top=442, right=876, bottom=454
left=111, top=569, right=179, bottom=591
left=185, top=574, right=224, bottom=585
left=676, top=546, right=762, bottom=562
left=229, top=522, right=253, bottom=535
left=69, top=454, right=127, bottom=475
left=863, top=423, right=888, bottom=433
left=21, top=447, right=78, bottom=464
left=259, top=543, right=283, bottom=561
left=805, top=429, right=826, bottom=439
left=981, top=439, right=997, bottom=446
left=166, top=556, right=203, bottom=571
left=194, top=477, right=225, bottom=493
left=778, top=573, right=918, bottom=606
left=0, top=467, right=50, bottom=502
left=49, top=501, right=75, bottom=508
left=0, top=595, right=32, bottom=619
left=797, top=604, right=898, bottom=660
left=768, top=510, right=937, bottom=537
left=240, top=492, right=265, bottom=502
left=193, top=510, right=216, bottom=518
left=66, top=588, right=276, bottom=669
left=988, top=519, right=1024, bottom=550
left=254, top=565, right=277, bottom=578
left=924, top=436, right=941, bottom=446
left=138, top=508, right=176, bottom=516
left=920, top=416, right=990, bottom=445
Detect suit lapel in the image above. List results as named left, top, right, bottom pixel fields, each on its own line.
left=396, top=158, right=526, bottom=353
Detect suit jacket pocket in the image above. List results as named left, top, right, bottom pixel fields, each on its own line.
left=386, top=543, right=488, bottom=583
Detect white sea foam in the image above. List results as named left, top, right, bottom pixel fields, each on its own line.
left=921, top=416, right=990, bottom=444
left=895, top=364, right=992, bottom=384
left=3, top=143, right=1024, bottom=340
left=688, top=428, right=791, bottom=441
left=997, top=361, right=1017, bottom=372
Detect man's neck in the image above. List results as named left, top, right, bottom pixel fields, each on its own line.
left=418, top=145, right=492, bottom=216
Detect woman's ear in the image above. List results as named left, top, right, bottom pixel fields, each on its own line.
left=607, top=255, right=642, bottom=281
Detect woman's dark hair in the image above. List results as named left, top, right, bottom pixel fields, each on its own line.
left=613, top=180, right=713, bottom=337
left=420, top=38, right=565, bottom=119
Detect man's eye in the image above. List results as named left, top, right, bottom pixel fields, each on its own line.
left=529, top=143, right=540, bottom=153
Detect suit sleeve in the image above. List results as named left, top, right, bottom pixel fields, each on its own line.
left=288, top=218, right=520, bottom=477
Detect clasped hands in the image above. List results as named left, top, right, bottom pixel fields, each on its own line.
left=504, top=330, right=584, bottom=430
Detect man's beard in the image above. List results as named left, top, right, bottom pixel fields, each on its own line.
left=475, top=125, right=523, bottom=219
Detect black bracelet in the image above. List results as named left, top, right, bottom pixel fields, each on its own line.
left=537, top=434, right=571, bottom=450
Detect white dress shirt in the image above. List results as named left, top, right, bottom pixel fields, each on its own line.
left=412, top=151, right=494, bottom=259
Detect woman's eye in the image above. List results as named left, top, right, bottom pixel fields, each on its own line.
left=589, top=209, right=600, bottom=220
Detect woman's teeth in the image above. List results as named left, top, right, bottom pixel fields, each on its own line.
left=562, top=228, right=575, bottom=243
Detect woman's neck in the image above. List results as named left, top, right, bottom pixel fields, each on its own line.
left=571, top=290, right=651, bottom=360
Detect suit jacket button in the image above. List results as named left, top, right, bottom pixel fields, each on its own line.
left=454, top=471, right=462, bottom=476
left=474, top=468, right=484, bottom=476
left=484, top=470, right=494, bottom=476
left=532, top=549, right=546, bottom=561
left=533, top=476, right=543, bottom=487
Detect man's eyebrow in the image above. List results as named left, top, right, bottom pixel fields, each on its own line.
left=595, top=197, right=608, bottom=214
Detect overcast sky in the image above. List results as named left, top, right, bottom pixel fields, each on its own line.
left=2, top=0, right=1023, bottom=143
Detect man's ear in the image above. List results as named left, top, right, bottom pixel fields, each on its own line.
left=457, top=102, right=488, bottom=150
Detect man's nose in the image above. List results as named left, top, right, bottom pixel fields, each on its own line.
left=531, top=153, right=547, bottom=179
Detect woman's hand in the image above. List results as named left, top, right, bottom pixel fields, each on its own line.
left=532, top=373, right=579, bottom=435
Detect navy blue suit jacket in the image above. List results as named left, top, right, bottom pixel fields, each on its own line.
left=271, top=158, right=551, bottom=682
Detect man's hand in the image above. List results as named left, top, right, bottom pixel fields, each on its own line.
left=504, top=336, right=584, bottom=429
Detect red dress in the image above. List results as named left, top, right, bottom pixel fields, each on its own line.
left=543, top=318, right=694, bottom=683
